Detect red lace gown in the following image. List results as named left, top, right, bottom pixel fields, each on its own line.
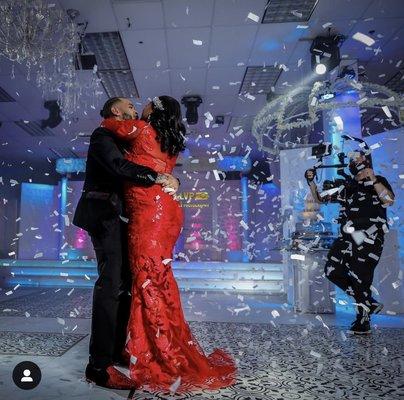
left=100, top=118, right=237, bottom=392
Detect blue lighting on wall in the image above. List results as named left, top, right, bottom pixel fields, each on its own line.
left=261, top=182, right=280, bottom=197
left=218, top=156, right=251, bottom=173
left=241, top=176, right=249, bottom=263
left=59, top=177, right=68, bottom=260
left=56, top=158, right=86, bottom=174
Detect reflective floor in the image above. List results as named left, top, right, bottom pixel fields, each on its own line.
left=0, top=288, right=403, bottom=399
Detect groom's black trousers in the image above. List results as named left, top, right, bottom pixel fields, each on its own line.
left=89, top=217, right=131, bottom=369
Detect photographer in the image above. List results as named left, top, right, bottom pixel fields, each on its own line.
left=305, top=150, right=395, bottom=334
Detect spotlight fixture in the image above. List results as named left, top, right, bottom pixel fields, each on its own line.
left=315, top=63, right=327, bottom=75
left=181, top=95, right=202, bottom=125
left=41, top=100, right=62, bottom=129
left=310, top=35, right=344, bottom=76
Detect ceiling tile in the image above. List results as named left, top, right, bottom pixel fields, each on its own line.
left=59, top=0, right=118, bottom=33
left=122, top=29, right=169, bottom=69
left=206, top=67, right=246, bottom=95
left=341, top=18, right=404, bottom=62
left=112, top=0, right=165, bottom=30
left=162, top=0, right=214, bottom=28
left=203, top=94, right=236, bottom=116
left=166, top=28, right=211, bottom=68
left=169, top=67, right=207, bottom=98
left=133, top=69, right=171, bottom=99
left=310, top=0, right=373, bottom=21
left=213, top=0, right=268, bottom=26
left=249, top=23, right=306, bottom=65
left=210, top=25, right=258, bottom=67
left=362, top=0, right=404, bottom=18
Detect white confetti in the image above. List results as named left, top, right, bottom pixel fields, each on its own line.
left=204, top=111, right=213, bottom=121
left=247, top=12, right=259, bottom=23
left=142, top=279, right=151, bottom=289
left=352, top=32, right=375, bottom=46
left=381, top=106, right=392, bottom=118
left=291, top=254, right=305, bottom=261
left=240, top=220, right=249, bottom=230
left=170, top=376, right=181, bottom=394
left=162, top=258, right=172, bottom=265
left=192, top=39, right=203, bottom=46
left=291, top=10, right=302, bottom=18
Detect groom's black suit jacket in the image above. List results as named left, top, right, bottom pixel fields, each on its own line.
left=73, top=127, right=158, bottom=235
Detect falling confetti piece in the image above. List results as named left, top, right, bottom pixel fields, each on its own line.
left=170, top=376, right=181, bottom=393
left=142, top=279, right=151, bottom=289
left=352, top=32, right=375, bottom=46
left=192, top=39, right=203, bottom=46
left=291, top=10, right=302, bottom=18
left=247, top=12, right=259, bottom=23
left=240, top=220, right=249, bottom=230
left=381, top=106, right=392, bottom=118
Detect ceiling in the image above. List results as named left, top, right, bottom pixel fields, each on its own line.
left=0, top=0, right=403, bottom=173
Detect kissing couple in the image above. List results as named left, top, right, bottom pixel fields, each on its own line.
left=73, top=96, right=237, bottom=393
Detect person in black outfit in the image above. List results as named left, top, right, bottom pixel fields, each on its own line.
left=305, top=150, right=395, bottom=335
left=73, top=97, right=180, bottom=388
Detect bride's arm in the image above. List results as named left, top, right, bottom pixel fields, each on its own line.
left=100, top=118, right=144, bottom=141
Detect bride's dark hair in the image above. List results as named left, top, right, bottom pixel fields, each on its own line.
left=148, top=96, right=187, bottom=157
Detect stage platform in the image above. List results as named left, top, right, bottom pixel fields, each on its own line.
left=0, top=259, right=284, bottom=294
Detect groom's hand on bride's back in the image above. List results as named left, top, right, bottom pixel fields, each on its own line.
left=156, top=173, right=180, bottom=195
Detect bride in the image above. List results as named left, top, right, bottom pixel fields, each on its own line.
left=100, top=95, right=237, bottom=393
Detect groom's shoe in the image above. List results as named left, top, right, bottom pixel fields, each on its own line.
left=113, top=352, right=130, bottom=367
left=85, top=363, right=135, bottom=389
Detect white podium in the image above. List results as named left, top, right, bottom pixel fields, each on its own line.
left=373, top=230, right=403, bottom=315
left=287, top=250, right=336, bottom=314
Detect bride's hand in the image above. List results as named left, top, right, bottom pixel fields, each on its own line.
left=160, top=174, right=180, bottom=195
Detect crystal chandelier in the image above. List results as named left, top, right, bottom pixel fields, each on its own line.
left=0, top=0, right=104, bottom=119
left=0, top=0, right=78, bottom=68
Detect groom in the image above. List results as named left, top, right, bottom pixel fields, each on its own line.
left=73, top=97, right=180, bottom=388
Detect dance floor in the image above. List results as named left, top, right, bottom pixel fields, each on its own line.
left=0, top=288, right=403, bottom=400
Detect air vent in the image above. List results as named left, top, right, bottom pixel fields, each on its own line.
left=239, top=66, right=282, bottom=95
left=262, top=0, right=318, bottom=23
left=0, top=86, right=16, bottom=102
left=98, top=70, right=139, bottom=98
left=82, top=32, right=139, bottom=98
left=49, top=147, right=80, bottom=158
left=14, top=121, right=56, bottom=137
left=82, top=32, right=130, bottom=70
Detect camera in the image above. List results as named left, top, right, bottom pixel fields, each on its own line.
left=307, top=135, right=370, bottom=203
